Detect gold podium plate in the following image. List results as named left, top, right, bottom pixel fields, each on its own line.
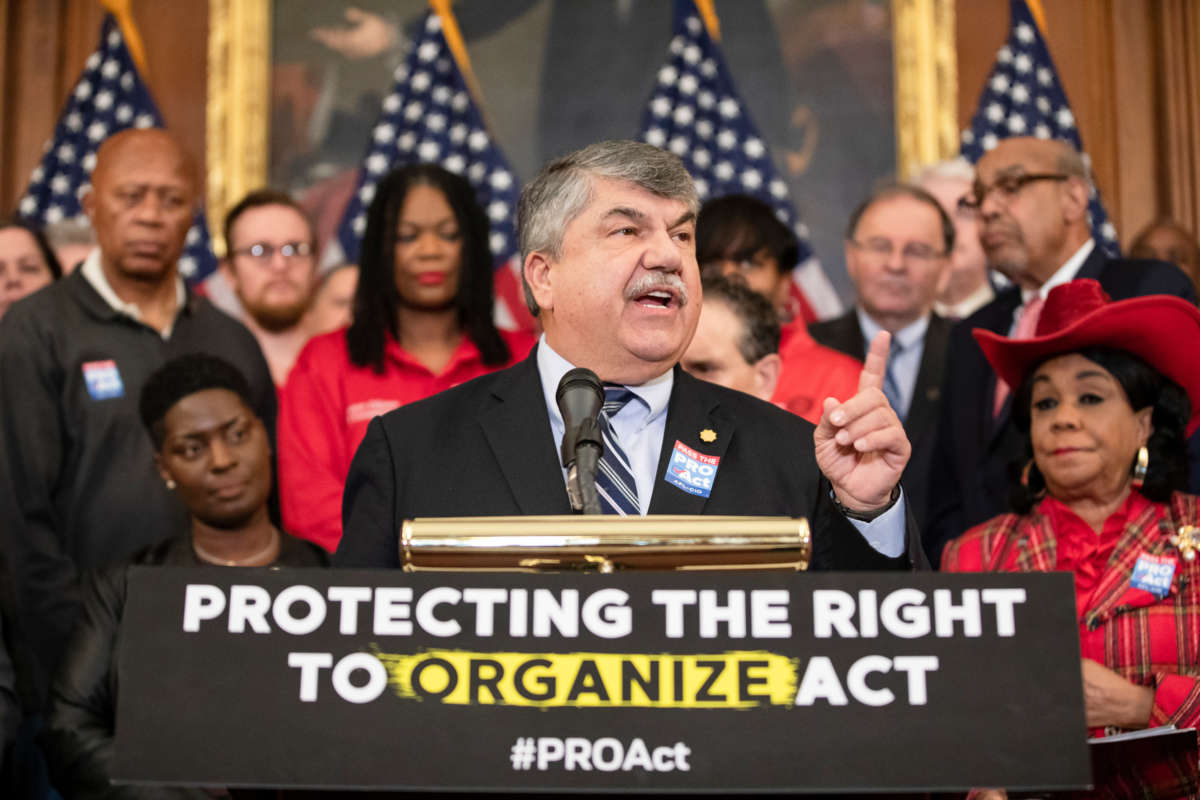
left=400, top=515, right=810, bottom=573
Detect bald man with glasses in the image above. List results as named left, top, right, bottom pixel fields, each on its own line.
left=924, top=136, right=1200, bottom=565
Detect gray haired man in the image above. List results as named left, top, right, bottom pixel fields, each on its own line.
left=336, top=140, right=926, bottom=570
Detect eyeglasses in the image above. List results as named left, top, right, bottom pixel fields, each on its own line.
left=962, top=172, right=1070, bottom=210
left=701, top=250, right=775, bottom=275
left=231, top=241, right=313, bottom=261
left=849, top=237, right=945, bottom=263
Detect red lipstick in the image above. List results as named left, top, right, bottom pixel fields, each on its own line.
left=416, top=272, right=447, bottom=286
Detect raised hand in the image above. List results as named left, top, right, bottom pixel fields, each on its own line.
left=814, top=330, right=911, bottom=512
left=310, top=8, right=398, bottom=60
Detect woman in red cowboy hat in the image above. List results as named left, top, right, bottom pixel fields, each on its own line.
left=943, top=278, right=1200, bottom=797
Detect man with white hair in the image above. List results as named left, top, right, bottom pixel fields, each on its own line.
left=915, top=158, right=995, bottom=320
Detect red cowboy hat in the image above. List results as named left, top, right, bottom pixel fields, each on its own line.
left=974, top=279, right=1200, bottom=435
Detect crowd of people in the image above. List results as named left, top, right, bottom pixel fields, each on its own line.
left=1, top=126, right=1200, bottom=797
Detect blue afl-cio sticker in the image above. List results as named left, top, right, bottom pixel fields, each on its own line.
left=82, top=360, right=125, bottom=400
left=1130, top=553, right=1177, bottom=599
left=663, top=440, right=720, bottom=498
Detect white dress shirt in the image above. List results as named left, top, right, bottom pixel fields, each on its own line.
left=535, top=335, right=907, bottom=557
left=856, top=308, right=929, bottom=423
left=1008, top=239, right=1095, bottom=335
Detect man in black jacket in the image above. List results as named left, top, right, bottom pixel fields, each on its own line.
left=336, top=140, right=926, bottom=570
left=924, top=137, right=1198, bottom=564
left=0, top=129, right=275, bottom=698
left=810, top=184, right=955, bottom=534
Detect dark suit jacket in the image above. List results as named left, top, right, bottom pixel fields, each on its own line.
left=335, top=350, right=927, bottom=571
left=924, top=249, right=1200, bottom=566
left=808, top=310, right=951, bottom=533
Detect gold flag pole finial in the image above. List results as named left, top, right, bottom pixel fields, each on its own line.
left=1024, top=0, right=1049, bottom=36
left=693, top=0, right=722, bottom=42
left=99, top=0, right=150, bottom=77
left=428, top=0, right=487, bottom=113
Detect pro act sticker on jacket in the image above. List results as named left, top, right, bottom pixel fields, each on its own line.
left=82, top=360, right=124, bottom=400
left=663, top=440, right=720, bottom=498
left=1130, top=553, right=1177, bottom=599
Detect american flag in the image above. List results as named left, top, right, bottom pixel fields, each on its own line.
left=17, top=16, right=218, bottom=283
left=334, top=11, right=533, bottom=333
left=638, top=0, right=843, bottom=323
left=961, top=0, right=1119, bottom=256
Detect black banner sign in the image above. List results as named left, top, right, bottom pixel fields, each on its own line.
left=115, top=569, right=1089, bottom=792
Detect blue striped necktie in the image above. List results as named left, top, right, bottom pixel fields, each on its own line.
left=882, top=338, right=906, bottom=425
left=596, top=386, right=641, bottom=515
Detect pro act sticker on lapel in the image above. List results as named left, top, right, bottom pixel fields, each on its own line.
left=663, top=440, right=720, bottom=498
left=1130, top=552, right=1177, bottom=599
left=82, top=360, right=125, bottom=400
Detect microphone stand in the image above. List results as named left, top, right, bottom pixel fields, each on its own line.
left=557, top=367, right=605, bottom=515
left=564, top=418, right=603, bottom=515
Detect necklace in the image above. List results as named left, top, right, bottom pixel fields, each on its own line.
left=193, top=527, right=281, bottom=567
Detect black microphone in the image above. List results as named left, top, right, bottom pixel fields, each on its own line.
left=556, top=368, right=604, bottom=514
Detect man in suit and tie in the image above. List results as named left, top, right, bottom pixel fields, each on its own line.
left=336, top=140, right=927, bottom=570
left=924, top=137, right=1198, bottom=565
left=809, top=184, right=955, bottom=537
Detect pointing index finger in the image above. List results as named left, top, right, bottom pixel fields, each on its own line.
left=858, top=330, right=891, bottom=393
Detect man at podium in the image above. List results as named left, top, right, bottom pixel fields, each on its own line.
left=335, top=140, right=926, bottom=571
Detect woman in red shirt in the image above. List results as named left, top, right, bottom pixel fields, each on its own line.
left=942, top=280, right=1200, bottom=798
left=280, top=165, right=533, bottom=551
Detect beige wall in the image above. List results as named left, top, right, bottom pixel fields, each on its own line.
left=0, top=0, right=207, bottom=212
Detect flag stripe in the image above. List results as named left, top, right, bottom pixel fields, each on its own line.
left=333, top=11, right=533, bottom=332
left=960, top=0, right=1119, bottom=256
left=636, top=0, right=843, bottom=321
left=18, top=15, right=217, bottom=285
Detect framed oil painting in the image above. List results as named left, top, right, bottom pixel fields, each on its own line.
left=207, top=0, right=955, bottom=300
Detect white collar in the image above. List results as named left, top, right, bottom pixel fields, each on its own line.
left=81, top=248, right=186, bottom=339
left=535, top=335, right=673, bottom=429
left=1024, top=238, right=1095, bottom=303
left=856, top=307, right=930, bottom=352
left=933, top=280, right=995, bottom=319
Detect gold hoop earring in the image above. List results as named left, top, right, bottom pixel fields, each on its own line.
left=165, top=478, right=177, bottom=490
left=1020, top=459, right=1046, bottom=499
left=1131, top=446, right=1149, bottom=489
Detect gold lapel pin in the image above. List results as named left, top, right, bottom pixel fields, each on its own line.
left=1170, top=525, right=1200, bottom=562
left=700, top=428, right=717, bottom=443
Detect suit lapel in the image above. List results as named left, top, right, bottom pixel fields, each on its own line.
left=1011, top=513, right=1057, bottom=572
left=903, top=313, right=949, bottom=447
left=478, top=349, right=573, bottom=515
left=982, top=289, right=1023, bottom=448
left=1075, top=246, right=1108, bottom=281
left=1083, top=504, right=1181, bottom=627
left=811, top=311, right=867, bottom=361
left=837, top=313, right=867, bottom=361
left=648, top=369, right=734, bottom=514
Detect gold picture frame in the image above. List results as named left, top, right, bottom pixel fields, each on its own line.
left=204, top=0, right=957, bottom=252
left=892, top=0, right=959, bottom=179
left=206, top=0, right=270, bottom=256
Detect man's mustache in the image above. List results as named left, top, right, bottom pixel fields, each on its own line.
left=624, top=273, right=689, bottom=306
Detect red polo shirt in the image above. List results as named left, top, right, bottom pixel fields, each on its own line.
left=278, top=328, right=534, bottom=551
left=772, top=320, right=863, bottom=424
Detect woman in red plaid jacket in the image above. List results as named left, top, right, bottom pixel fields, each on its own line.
left=943, top=279, right=1200, bottom=798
